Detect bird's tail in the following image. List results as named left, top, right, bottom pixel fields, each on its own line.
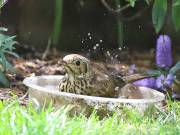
left=111, top=73, right=156, bottom=85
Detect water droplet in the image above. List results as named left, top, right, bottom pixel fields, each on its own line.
left=106, top=51, right=110, bottom=56
left=88, top=33, right=91, bottom=36
left=100, top=40, right=103, bottom=43
left=118, top=47, right=122, bottom=50
left=96, top=43, right=99, bottom=47
left=89, top=36, right=92, bottom=40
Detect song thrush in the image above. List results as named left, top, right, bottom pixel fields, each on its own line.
left=58, top=54, right=150, bottom=98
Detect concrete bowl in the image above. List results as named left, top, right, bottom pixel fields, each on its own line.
left=23, top=75, right=165, bottom=116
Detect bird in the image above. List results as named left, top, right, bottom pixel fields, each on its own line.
left=58, top=54, right=151, bottom=98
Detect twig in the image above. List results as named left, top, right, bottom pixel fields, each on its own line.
left=121, top=6, right=149, bottom=22
left=42, top=37, right=52, bottom=60
left=100, top=0, right=150, bottom=22
left=101, top=0, right=131, bottom=13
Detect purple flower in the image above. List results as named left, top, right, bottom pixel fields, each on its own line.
left=156, top=73, right=174, bottom=91
left=156, top=75, right=165, bottom=91
left=133, top=73, right=174, bottom=93
left=156, top=35, right=172, bottom=69
left=164, top=73, right=174, bottom=87
left=128, top=64, right=136, bottom=75
left=133, top=77, right=157, bottom=89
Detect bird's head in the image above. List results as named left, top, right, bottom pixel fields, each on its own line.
left=62, top=54, right=91, bottom=76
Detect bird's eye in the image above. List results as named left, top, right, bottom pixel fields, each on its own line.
left=75, top=60, right=80, bottom=66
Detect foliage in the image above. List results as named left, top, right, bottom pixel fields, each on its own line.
left=0, top=100, right=179, bottom=134
left=172, top=0, right=180, bottom=31
left=0, top=0, right=7, bottom=9
left=0, top=28, right=18, bottom=87
left=152, top=0, right=167, bottom=33
left=151, top=0, right=180, bottom=32
left=126, top=0, right=136, bottom=7
left=134, top=35, right=180, bottom=96
left=170, top=61, right=180, bottom=82
left=126, top=0, right=180, bottom=33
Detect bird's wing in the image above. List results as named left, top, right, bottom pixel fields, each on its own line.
left=90, top=62, right=109, bottom=75
left=88, top=74, right=117, bottom=97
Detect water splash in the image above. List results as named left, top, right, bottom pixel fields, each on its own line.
left=81, top=32, right=128, bottom=64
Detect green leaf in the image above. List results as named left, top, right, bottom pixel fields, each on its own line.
left=144, top=0, right=150, bottom=5
left=0, top=70, right=10, bottom=87
left=5, top=61, right=16, bottom=73
left=0, top=34, right=7, bottom=43
left=145, top=70, right=162, bottom=77
left=172, top=0, right=180, bottom=31
left=0, top=28, right=17, bottom=87
left=2, top=41, right=17, bottom=51
left=0, top=53, right=7, bottom=70
left=170, top=61, right=180, bottom=74
left=126, top=0, right=136, bottom=7
left=0, top=0, right=7, bottom=9
left=152, top=0, right=167, bottom=33
left=0, top=54, right=16, bottom=73
left=4, top=50, right=19, bottom=58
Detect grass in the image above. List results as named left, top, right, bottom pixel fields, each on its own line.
left=0, top=100, right=179, bottom=135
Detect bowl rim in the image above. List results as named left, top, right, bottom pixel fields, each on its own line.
left=23, top=75, right=165, bottom=104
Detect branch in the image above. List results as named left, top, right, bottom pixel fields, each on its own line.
left=42, top=37, right=52, bottom=60
left=121, top=6, right=149, bottom=22
left=100, top=0, right=150, bottom=22
left=100, top=0, right=131, bottom=13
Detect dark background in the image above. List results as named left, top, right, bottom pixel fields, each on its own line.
left=0, top=0, right=179, bottom=53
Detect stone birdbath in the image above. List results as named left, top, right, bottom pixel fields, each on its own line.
left=23, top=75, right=165, bottom=116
